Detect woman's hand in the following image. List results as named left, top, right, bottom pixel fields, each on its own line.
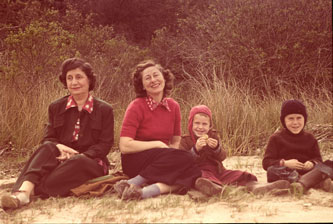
left=119, top=137, right=169, bottom=154
left=195, top=137, right=207, bottom=151
left=303, top=161, right=314, bottom=171
left=284, top=159, right=304, bottom=170
left=155, top=141, right=169, bottom=148
left=207, top=138, right=218, bottom=149
left=56, top=144, right=79, bottom=161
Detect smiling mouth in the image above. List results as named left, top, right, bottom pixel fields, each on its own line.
left=151, top=84, right=160, bottom=88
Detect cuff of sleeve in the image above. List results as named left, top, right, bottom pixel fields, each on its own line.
left=43, top=140, right=59, bottom=145
left=82, top=151, right=96, bottom=159
left=311, top=160, right=318, bottom=164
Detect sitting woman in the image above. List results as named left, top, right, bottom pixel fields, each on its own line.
left=1, top=58, right=114, bottom=209
left=114, top=60, right=201, bottom=200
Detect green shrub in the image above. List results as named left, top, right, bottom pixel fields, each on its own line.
left=151, top=0, right=332, bottom=94
left=4, top=20, right=74, bottom=94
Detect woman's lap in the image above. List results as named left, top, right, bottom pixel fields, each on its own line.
left=121, top=148, right=201, bottom=188
left=13, top=143, right=104, bottom=197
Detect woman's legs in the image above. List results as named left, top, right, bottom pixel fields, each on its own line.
left=116, top=148, right=201, bottom=200
left=12, top=143, right=61, bottom=193
left=1, top=143, right=60, bottom=209
left=121, top=182, right=181, bottom=200
left=127, top=175, right=148, bottom=186
left=121, top=148, right=201, bottom=188
left=1, top=147, right=103, bottom=209
left=35, top=154, right=104, bottom=197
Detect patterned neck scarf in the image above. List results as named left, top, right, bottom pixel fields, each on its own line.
left=66, top=95, right=94, bottom=141
left=145, top=95, right=170, bottom=112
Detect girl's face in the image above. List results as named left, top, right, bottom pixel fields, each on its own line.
left=66, top=68, right=90, bottom=97
left=141, top=66, right=165, bottom=98
left=192, top=113, right=211, bottom=137
left=284, top=113, right=305, bottom=134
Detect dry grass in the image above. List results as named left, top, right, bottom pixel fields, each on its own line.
left=175, top=69, right=332, bottom=156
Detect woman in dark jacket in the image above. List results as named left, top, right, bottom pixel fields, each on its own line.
left=1, top=58, right=114, bottom=209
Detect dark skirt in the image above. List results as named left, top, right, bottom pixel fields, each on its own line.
left=12, top=142, right=104, bottom=197
left=121, top=148, right=201, bottom=189
left=200, top=164, right=257, bottom=186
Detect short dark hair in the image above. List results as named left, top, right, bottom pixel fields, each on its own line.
left=132, top=59, right=174, bottom=98
left=59, top=58, right=96, bottom=91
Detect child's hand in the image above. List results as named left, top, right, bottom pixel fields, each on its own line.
left=195, top=137, right=207, bottom=151
left=284, top=159, right=304, bottom=170
left=207, top=138, right=218, bottom=148
left=303, top=161, right=314, bottom=171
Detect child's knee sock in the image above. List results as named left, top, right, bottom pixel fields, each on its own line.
left=127, top=175, right=148, bottom=186
left=142, top=184, right=161, bottom=199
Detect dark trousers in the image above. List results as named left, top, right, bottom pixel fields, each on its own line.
left=266, top=165, right=300, bottom=183
left=12, top=143, right=104, bottom=197
left=121, top=148, right=201, bottom=189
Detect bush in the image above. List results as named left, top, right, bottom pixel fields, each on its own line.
left=3, top=20, right=74, bottom=94
left=151, top=0, right=332, bottom=94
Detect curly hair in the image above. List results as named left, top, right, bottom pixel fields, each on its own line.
left=132, top=59, right=174, bottom=98
left=59, top=58, right=96, bottom=91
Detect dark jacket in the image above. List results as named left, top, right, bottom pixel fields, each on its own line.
left=42, top=95, right=114, bottom=165
left=262, top=128, right=322, bottom=175
left=180, top=129, right=227, bottom=173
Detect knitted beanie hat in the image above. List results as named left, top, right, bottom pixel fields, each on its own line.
left=188, top=105, right=212, bottom=144
left=280, top=99, right=307, bottom=129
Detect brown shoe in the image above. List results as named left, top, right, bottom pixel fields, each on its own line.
left=317, top=178, right=333, bottom=192
left=114, top=180, right=130, bottom=199
left=122, top=184, right=142, bottom=200
left=195, top=177, right=223, bottom=196
left=1, top=194, right=20, bottom=209
left=247, top=180, right=290, bottom=195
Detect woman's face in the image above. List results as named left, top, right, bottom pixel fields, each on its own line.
left=66, top=68, right=90, bottom=97
left=141, top=66, right=165, bottom=98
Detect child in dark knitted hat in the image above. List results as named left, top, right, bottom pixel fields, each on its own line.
left=180, top=105, right=290, bottom=196
left=262, top=99, right=333, bottom=193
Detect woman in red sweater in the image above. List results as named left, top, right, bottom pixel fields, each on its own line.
left=114, top=60, right=201, bottom=200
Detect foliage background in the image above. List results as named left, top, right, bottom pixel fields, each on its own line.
left=0, top=0, right=332, bottom=157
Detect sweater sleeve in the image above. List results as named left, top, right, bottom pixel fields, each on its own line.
left=179, top=136, right=193, bottom=151
left=262, top=134, right=281, bottom=170
left=309, top=137, right=323, bottom=164
left=215, top=141, right=227, bottom=162
left=42, top=103, right=60, bottom=145
left=210, top=131, right=227, bottom=162
left=120, top=101, right=141, bottom=139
